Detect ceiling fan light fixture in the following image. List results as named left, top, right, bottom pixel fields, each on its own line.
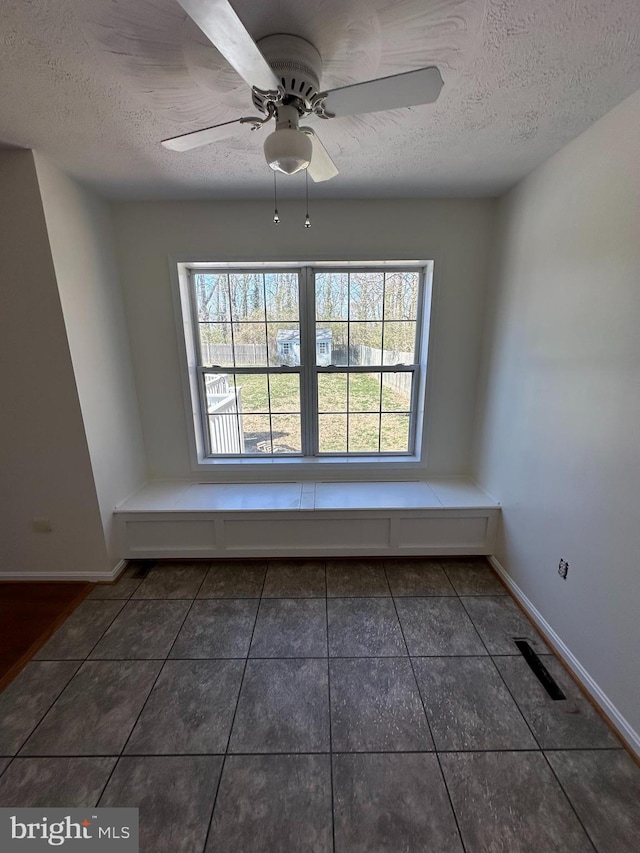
left=264, top=128, right=312, bottom=175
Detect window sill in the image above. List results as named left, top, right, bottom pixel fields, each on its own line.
left=192, top=454, right=421, bottom=472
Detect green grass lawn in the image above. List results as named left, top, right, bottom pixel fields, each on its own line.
left=226, top=371, right=411, bottom=454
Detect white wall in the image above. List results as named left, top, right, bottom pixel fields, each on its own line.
left=112, top=198, right=495, bottom=480
left=35, top=157, right=147, bottom=568
left=473, top=88, right=640, bottom=743
left=0, top=150, right=109, bottom=577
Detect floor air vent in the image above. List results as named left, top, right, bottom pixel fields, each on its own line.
left=130, top=560, right=155, bottom=580
left=514, top=639, right=566, bottom=700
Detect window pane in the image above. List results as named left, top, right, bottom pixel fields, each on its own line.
left=265, top=272, right=299, bottom=321
left=241, top=414, right=272, bottom=454
left=318, top=414, right=347, bottom=453
left=234, top=373, right=269, bottom=413
left=381, top=373, right=413, bottom=412
left=350, top=272, right=384, bottom=321
left=315, top=327, right=333, bottom=365
left=229, top=273, right=265, bottom=321
left=319, top=322, right=348, bottom=366
left=348, top=413, right=380, bottom=452
left=350, top=322, right=382, bottom=364
left=348, top=373, right=381, bottom=413
left=269, top=373, right=301, bottom=413
left=315, top=272, right=348, bottom=320
left=380, top=413, right=411, bottom=452
left=194, top=264, right=425, bottom=459
left=204, top=373, right=238, bottom=413
left=231, top=323, right=268, bottom=366
left=317, top=373, right=347, bottom=412
left=271, top=415, right=301, bottom=453
left=382, top=321, right=416, bottom=363
left=195, top=274, right=230, bottom=322
left=208, top=414, right=243, bottom=454
left=268, top=322, right=300, bottom=366
left=200, top=323, right=233, bottom=366
left=384, top=271, right=420, bottom=320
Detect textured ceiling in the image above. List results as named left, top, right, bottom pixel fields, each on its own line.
left=0, top=0, right=639, bottom=199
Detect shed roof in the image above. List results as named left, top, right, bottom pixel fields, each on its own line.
left=276, top=328, right=332, bottom=343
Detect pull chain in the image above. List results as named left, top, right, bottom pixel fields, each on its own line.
left=304, top=168, right=311, bottom=228
left=273, top=171, right=280, bottom=224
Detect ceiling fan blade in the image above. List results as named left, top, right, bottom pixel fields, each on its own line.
left=176, top=0, right=280, bottom=91
left=301, top=129, right=339, bottom=182
left=321, top=66, right=443, bottom=118
left=162, top=117, right=248, bottom=151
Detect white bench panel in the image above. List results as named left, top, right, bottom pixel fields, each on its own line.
left=115, top=479, right=501, bottom=560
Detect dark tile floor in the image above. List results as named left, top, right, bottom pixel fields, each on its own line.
left=0, top=557, right=638, bottom=853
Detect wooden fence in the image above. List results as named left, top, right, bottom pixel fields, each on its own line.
left=202, top=344, right=413, bottom=399
left=205, top=374, right=245, bottom=454
left=202, top=343, right=267, bottom=365
left=348, top=346, right=414, bottom=398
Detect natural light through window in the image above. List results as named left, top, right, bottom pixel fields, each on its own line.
left=187, top=264, right=429, bottom=460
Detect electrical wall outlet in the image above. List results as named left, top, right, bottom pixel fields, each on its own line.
left=558, top=558, right=569, bottom=580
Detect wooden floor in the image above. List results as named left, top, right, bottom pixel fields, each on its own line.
left=0, top=582, right=91, bottom=690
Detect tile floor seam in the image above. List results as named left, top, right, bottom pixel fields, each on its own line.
left=32, top=599, right=127, bottom=662
left=78, top=599, right=133, bottom=662
left=9, top=660, right=84, bottom=758
left=449, top=587, right=491, bottom=652
left=324, top=563, right=337, bottom=853
left=10, top=748, right=607, bottom=758
left=35, top=653, right=558, bottom=661
left=200, top=564, right=270, bottom=853
left=456, top=593, right=601, bottom=852
left=382, top=562, right=468, bottom=853
left=458, top=595, right=547, bottom=754
left=538, top=749, right=600, bottom=852
left=96, top=576, right=211, bottom=806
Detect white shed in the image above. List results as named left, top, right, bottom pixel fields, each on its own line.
left=276, top=328, right=332, bottom=365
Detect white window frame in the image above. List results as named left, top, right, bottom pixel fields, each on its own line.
left=172, top=259, right=434, bottom=472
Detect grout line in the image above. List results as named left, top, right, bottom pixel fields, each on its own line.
left=58, top=599, right=129, bottom=662
left=455, top=596, right=599, bottom=852
left=324, top=561, right=336, bottom=853
left=538, top=751, right=599, bottom=850
left=7, top=589, right=143, bottom=758
left=201, top=564, right=269, bottom=853
left=7, top=748, right=625, bottom=760
left=31, top=653, right=547, bottom=662
left=383, top=562, right=469, bottom=853
left=48, top=593, right=520, bottom=603
left=9, top=660, right=84, bottom=758
left=96, top=571, right=211, bottom=806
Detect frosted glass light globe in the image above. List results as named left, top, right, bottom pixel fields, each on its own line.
left=264, top=128, right=312, bottom=175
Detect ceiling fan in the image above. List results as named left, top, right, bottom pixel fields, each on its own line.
left=161, top=0, right=444, bottom=182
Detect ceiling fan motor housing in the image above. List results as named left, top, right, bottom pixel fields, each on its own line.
left=255, top=34, right=322, bottom=114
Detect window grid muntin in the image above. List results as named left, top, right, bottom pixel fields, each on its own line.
left=199, top=366, right=304, bottom=458
left=314, top=366, right=417, bottom=457
left=312, top=267, right=422, bottom=457
left=191, top=266, right=424, bottom=458
left=192, top=268, right=304, bottom=458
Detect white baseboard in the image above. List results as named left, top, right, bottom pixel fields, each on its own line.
left=0, top=559, right=128, bottom=583
left=489, top=555, right=640, bottom=759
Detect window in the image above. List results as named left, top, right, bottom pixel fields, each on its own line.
left=186, top=264, right=430, bottom=460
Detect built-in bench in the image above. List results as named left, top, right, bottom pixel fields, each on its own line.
left=114, top=479, right=500, bottom=560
